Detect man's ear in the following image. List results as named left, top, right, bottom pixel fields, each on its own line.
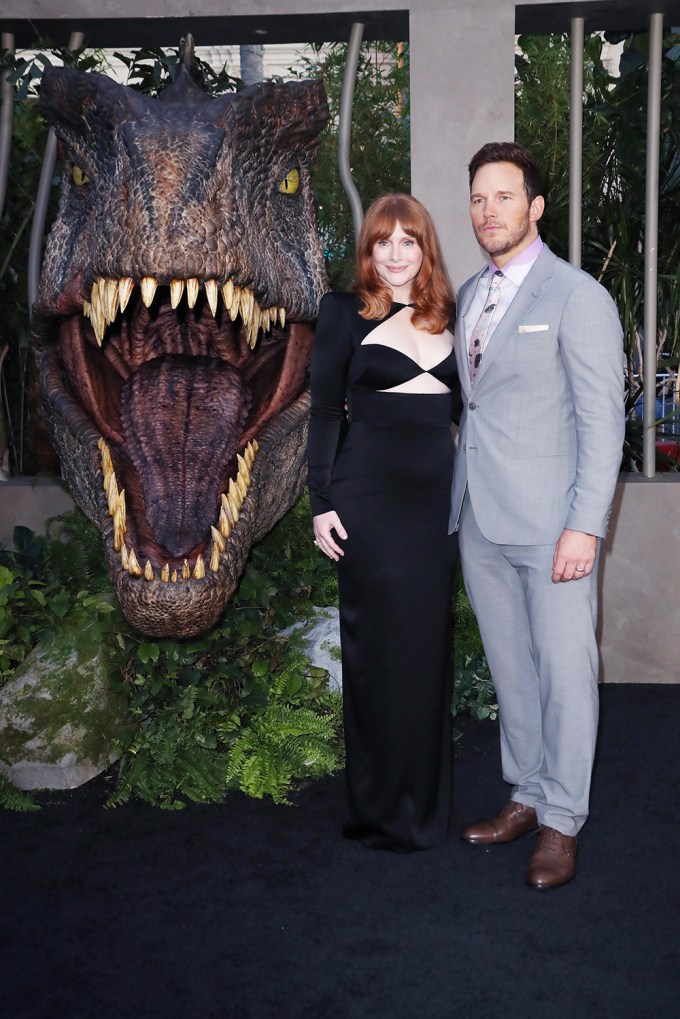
left=530, top=195, right=545, bottom=224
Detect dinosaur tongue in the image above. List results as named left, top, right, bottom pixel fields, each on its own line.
left=121, top=355, right=251, bottom=557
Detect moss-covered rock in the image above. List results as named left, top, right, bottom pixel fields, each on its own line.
left=0, top=622, right=126, bottom=789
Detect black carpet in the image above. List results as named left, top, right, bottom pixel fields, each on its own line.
left=2, top=684, right=679, bottom=1019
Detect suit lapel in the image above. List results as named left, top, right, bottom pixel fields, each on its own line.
left=471, top=245, right=557, bottom=389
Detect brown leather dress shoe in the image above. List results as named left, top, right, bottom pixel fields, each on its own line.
left=461, top=800, right=538, bottom=844
left=527, top=827, right=577, bottom=890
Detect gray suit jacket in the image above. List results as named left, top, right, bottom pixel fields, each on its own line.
left=449, top=245, right=625, bottom=544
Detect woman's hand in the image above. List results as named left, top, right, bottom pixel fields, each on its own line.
left=312, top=511, right=347, bottom=561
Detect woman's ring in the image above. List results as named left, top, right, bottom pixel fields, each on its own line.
left=575, top=566, right=585, bottom=572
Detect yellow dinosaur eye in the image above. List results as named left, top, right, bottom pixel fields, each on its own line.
left=278, top=168, right=300, bottom=194
left=72, top=165, right=89, bottom=186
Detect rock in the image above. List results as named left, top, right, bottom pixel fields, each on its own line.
left=0, top=623, right=126, bottom=790
left=283, top=605, right=342, bottom=691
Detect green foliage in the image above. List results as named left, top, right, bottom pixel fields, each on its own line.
left=516, top=30, right=680, bottom=468
left=0, top=44, right=110, bottom=476
left=516, top=30, right=680, bottom=360
left=0, top=514, right=117, bottom=678
left=0, top=771, right=39, bottom=811
left=0, top=497, right=495, bottom=810
left=291, top=41, right=411, bottom=289
left=112, top=46, right=243, bottom=95
left=451, top=580, right=497, bottom=739
left=0, top=499, right=344, bottom=810
left=108, top=495, right=344, bottom=809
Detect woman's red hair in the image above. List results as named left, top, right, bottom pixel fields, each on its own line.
left=353, top=193, right=454, bottom=334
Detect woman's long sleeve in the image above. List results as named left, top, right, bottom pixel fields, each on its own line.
left=307, top=292, right=354, bottom=516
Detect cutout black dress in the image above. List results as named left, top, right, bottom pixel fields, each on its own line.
left=307, top=291, right=459, bottom=851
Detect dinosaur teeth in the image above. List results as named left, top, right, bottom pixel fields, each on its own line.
left=211, top=525, right=226, bottom=553
left=105, top=278, right=119, bottom=321
left=210, top=543, right=221, bottom=573
left=140, top=276, right=158, bottom=308
left=219, top=506, right=232, bottom=539
left=229, top=284, right=241, bottom=322
left=128, top=547, right=143, bottom=577
left=186, top=277, right=199, bottom=309
left=170, top=278, right=185, bottom=309
left=101, top=422, right=262, bottom=587
left=119, top=277, right=134, bottom=313
left=205, top=279, right=219, bottom=317
left=84, top=275, right=286, bottom=354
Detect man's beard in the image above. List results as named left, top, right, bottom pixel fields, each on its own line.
left=476, top=210, right=531, bottom=257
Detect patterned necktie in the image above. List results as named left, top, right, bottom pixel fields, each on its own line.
left=468, top=268, right=503, bottom=382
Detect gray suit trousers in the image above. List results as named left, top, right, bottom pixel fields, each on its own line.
left=459, top=494, right=599, bottom=836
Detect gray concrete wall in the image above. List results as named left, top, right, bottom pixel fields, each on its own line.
left=598, top=475, right=680, bottom=684
left=0, top=478, right=75, bottom=548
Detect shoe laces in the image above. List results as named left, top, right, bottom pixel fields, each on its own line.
left=538, top=827, right=572, bottom=855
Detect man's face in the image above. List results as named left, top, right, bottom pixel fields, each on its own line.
left=469, top=161, right=544, bottom=267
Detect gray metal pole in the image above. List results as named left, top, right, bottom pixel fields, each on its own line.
left=643, top=13, right=664, bottom=477
left=338, top=22, right=365, bottom=249
left=569, top=18, right=584, bottom=268
left=28, top=31, right=85, bottom=314
left=0, top=33, right=16, bottom=224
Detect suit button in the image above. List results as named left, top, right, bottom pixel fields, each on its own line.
left=468, top=401, right=476, bottom=410
left=462, top=444, right=467, bottom=452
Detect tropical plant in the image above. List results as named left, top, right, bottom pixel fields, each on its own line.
left=289, top=40, right=410, bottom=290
left=516, top=29, right=680, bottom=465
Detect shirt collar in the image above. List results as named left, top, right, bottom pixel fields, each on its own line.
left=487, top=235, right=543, bottom=287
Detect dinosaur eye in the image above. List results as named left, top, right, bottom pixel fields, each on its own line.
left=278, top=168, right=300, bottom=195
left=72, top=165, right=89, bottom=186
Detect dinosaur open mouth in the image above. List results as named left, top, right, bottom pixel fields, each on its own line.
left=38, top=273, right=313, bottom=583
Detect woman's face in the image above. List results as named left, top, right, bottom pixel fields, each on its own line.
left=371, top=220, right=424, bottom=301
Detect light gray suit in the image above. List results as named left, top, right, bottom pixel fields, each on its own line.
left=450, top=244, right=625, bottom=835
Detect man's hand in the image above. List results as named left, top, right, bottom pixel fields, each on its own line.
left=552, top=528, right=597, bottom=583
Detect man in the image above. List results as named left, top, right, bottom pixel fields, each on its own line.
left=450, top=142, right=625, bottom=889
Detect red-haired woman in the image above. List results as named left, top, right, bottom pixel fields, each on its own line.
left=307, top=194, right=460, bottom=852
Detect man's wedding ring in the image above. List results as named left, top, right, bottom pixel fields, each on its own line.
left=575, top=567, right=585, bottom=572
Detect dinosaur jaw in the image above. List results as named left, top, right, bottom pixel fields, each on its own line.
left=35, top=273, right=315, bottom=635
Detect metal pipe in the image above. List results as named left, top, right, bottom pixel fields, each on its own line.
left=338, top=22, right=365, bottom=249
left=568, top=18, right=584, bottom=268
left=0, top=33, right=16, bottom=224
left=28, top=31, right=85, bottom=314
left=643, top=13, right=664, bottom=477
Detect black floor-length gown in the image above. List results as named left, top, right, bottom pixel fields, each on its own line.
left=307, top=291, right=459, bottom=852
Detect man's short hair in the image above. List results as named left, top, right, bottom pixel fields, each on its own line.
left=468, top=142, right=543, bottom=203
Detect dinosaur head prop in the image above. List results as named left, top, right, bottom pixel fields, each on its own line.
left=33, top=44, right=329, bottom=637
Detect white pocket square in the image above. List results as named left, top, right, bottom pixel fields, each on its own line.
left=519, top=324, right=549, bottom=333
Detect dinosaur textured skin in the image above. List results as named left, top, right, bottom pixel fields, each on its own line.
left=33, top=53, right=329, bottom=637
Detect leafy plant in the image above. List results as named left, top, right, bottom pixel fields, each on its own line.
left=516, top=30, right=680, bottom=469
left=290, top=40, right=411, bottom=290
left=451, top=580, right=497, bottom=738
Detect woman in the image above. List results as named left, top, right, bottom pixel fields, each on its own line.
left=307, top=194, right=459, bottom=852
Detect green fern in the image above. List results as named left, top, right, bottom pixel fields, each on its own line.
left=225, top=701, right=343, bottom=804
left=0, top=772, right=39, bottom=811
